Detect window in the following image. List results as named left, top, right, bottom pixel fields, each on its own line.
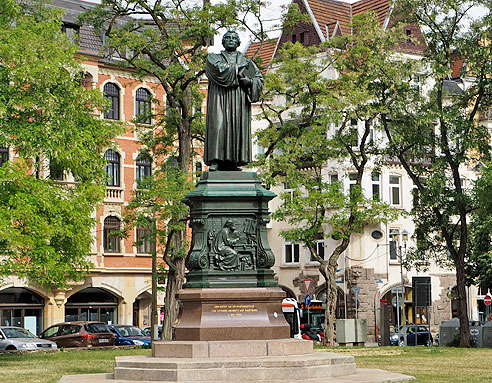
left=349, top=173, right=358, bottom=191
left=283, top=182, right=295, bottom=200
left=49, top=159, right=65, bottom=181
left=136, top=154, right=151, bottom=185
left=62, top=23, right=80, bottom=43
left=104, top=216, right=121, bottom=253
left=372, top=172, right=381, bottom=200
left=330, top=173, right=339, bottom=184
left=136, top=227, right=154, bottom=254
left=105, top=149, right=120, bottom=187
left=310, top=235, right=325, bottom=261
left=135, top=88, right=151, bottom=124
left=103, top=83, right=120, bottom=120
left=389, top=175, right=401, bottom=205
left=405, top=28, right=412, bottom=42
left=285, top=242, right=300, bottom=264
left=411, top=74, right=421, bottom=94
left=0, top=146, right=8, bottom=167
left=292, top=34, right=297, bottom=43
left=348, top=119, right=358, bottom=146
left=299, top=32, right=305, bottom=44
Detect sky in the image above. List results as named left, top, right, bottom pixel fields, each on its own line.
left=86, top=0, right=488, bottom=53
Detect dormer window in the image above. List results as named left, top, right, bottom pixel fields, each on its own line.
left=62, top=23, right=80, bottom=43
left=299, top=32, right=305, bottom=44
left=405, top=29, right=412, bottom=43
left=292, top=34, right=297, bottom=43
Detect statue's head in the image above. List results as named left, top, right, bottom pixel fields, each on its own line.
left=222, top=30, right=241, bottom=51
left=225, top=219, right=236, bottom=229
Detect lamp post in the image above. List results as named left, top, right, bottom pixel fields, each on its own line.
left=400, top=229, right=409, bottom=345
left=390, top=228, right=409, bottom=345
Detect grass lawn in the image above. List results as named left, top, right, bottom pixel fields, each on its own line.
left=328, top=346, right=492, bottom=383
left=0, top=347, right=151, bottom=383
left=1, top=346, right=492, bottom=383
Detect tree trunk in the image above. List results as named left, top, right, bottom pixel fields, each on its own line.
left=321, top=262, right=338, bottom=346
left=162, top=231, right=187, bottom=340
left=456, top=251, right=470, bottom=347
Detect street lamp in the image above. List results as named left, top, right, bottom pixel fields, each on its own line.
left=390, top=228, right=409, bottom=345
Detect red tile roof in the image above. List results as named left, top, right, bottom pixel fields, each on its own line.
left=243, top=39, right=278, bottom=74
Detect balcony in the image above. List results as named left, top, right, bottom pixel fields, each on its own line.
left=105, top=187, right=124, bottom=203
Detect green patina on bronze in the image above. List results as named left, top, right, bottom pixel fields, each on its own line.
left=204, top=30, right=263, bottom=172
left=183, top=171, right=278, bottom=288
left=183, top=30, right=276, bottom=289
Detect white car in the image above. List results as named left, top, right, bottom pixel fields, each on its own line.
left=0, top=326, right=58, bottom=351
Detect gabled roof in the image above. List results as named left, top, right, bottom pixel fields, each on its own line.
left=305, top=0, right=353, bottom=39
left=304, top=0, right=391, bottom=41
left=243, top=39, right=279, bottom=74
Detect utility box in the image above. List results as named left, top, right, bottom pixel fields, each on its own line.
left=439, top=318, right=460, bottom=347
left=482, top=321, right=492, bottom=347
left=469, top=320, right=484, bottom=348
left=336, top=319, right=356, bottom=344
left=336, top=319, right=367, bottom=346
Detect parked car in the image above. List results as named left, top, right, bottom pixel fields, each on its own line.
left=39, top=322, right=114, bottom=348
left=390, top=325, right=433, bottom=346
left=108, top=324, right=151, bottom=346
left=0, top=326, right=58, bottom=351
left=142, top=325, right=162, bottom=339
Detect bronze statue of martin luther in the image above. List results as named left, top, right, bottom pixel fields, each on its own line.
left=204, top=30, right=264, bottom=171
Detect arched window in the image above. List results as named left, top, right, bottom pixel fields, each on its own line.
left=135, top=88, right=151, bottom=124
left=136, top=154, right=151, bottom=185
left=104, top=149, right=120, bottom=186
left=104, top=216, right=121, bottom=253
left=0, top=146, right=8, bottom=167
left=103, top=82, right=120, bottom=120
left=65, top=287, right=118, bottom=323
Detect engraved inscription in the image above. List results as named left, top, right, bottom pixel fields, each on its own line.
left=210, top=304, right=259, bottom=316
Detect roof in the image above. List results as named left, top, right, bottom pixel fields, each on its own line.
left=304, top=0, right=391, bottom=40
left=306, top=0, right=353, bottom=39
left=243, top=39, right=278, bottom=74
left=48, top=0, right=103, bottom=56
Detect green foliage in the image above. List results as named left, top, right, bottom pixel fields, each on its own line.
left=0, top=0, right=121, bottom=287
left=386, top=0, right=492, bottom=272
left=257, top=13, right=407, bottom=261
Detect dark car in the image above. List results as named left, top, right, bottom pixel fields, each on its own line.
left=108, top=324, right=151, bottom=346
left=142, top=325, right=163, bottom=340
left=0, top=327, right=57, bottom=351
left=390, top=325, right=433, bottom=346
left=39, top=322, right=114, bottom=348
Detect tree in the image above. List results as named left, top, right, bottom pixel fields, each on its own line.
left=0, top=0, right=120, bottom=288
left=82, top=0, right=301, bottom=339
left=256, top=12, right=408, bottom=345
left=383, top=0, right=492, bottom=347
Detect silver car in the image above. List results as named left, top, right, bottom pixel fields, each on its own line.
left=0, top=326, right=58, bottom=351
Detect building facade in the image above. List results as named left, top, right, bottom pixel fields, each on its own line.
left=248, top=0, right=487, bottom=342
left=0, top=0, right=166, bottom=335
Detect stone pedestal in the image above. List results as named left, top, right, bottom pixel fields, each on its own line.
left=175, top=288, right=289, bottom=341
left=176, top=171, right=290, bottom=341
left=182, top=171, right=277, bottom=289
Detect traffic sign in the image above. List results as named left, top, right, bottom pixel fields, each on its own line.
left=304, top=294, right=312, bottom=307
left=303, top=279, right=312, bottom=294
left=484, top=294, right=492, bottom=306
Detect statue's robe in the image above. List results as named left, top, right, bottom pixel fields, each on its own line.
left=204, top=50, right=263, bottom=167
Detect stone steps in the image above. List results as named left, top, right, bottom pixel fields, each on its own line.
left=112, top=353, right=355, bottom=381
left=58, top=340, right=415, bottom=383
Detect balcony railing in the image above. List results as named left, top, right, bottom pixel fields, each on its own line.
left=105, top=187, right=124, bottom=203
